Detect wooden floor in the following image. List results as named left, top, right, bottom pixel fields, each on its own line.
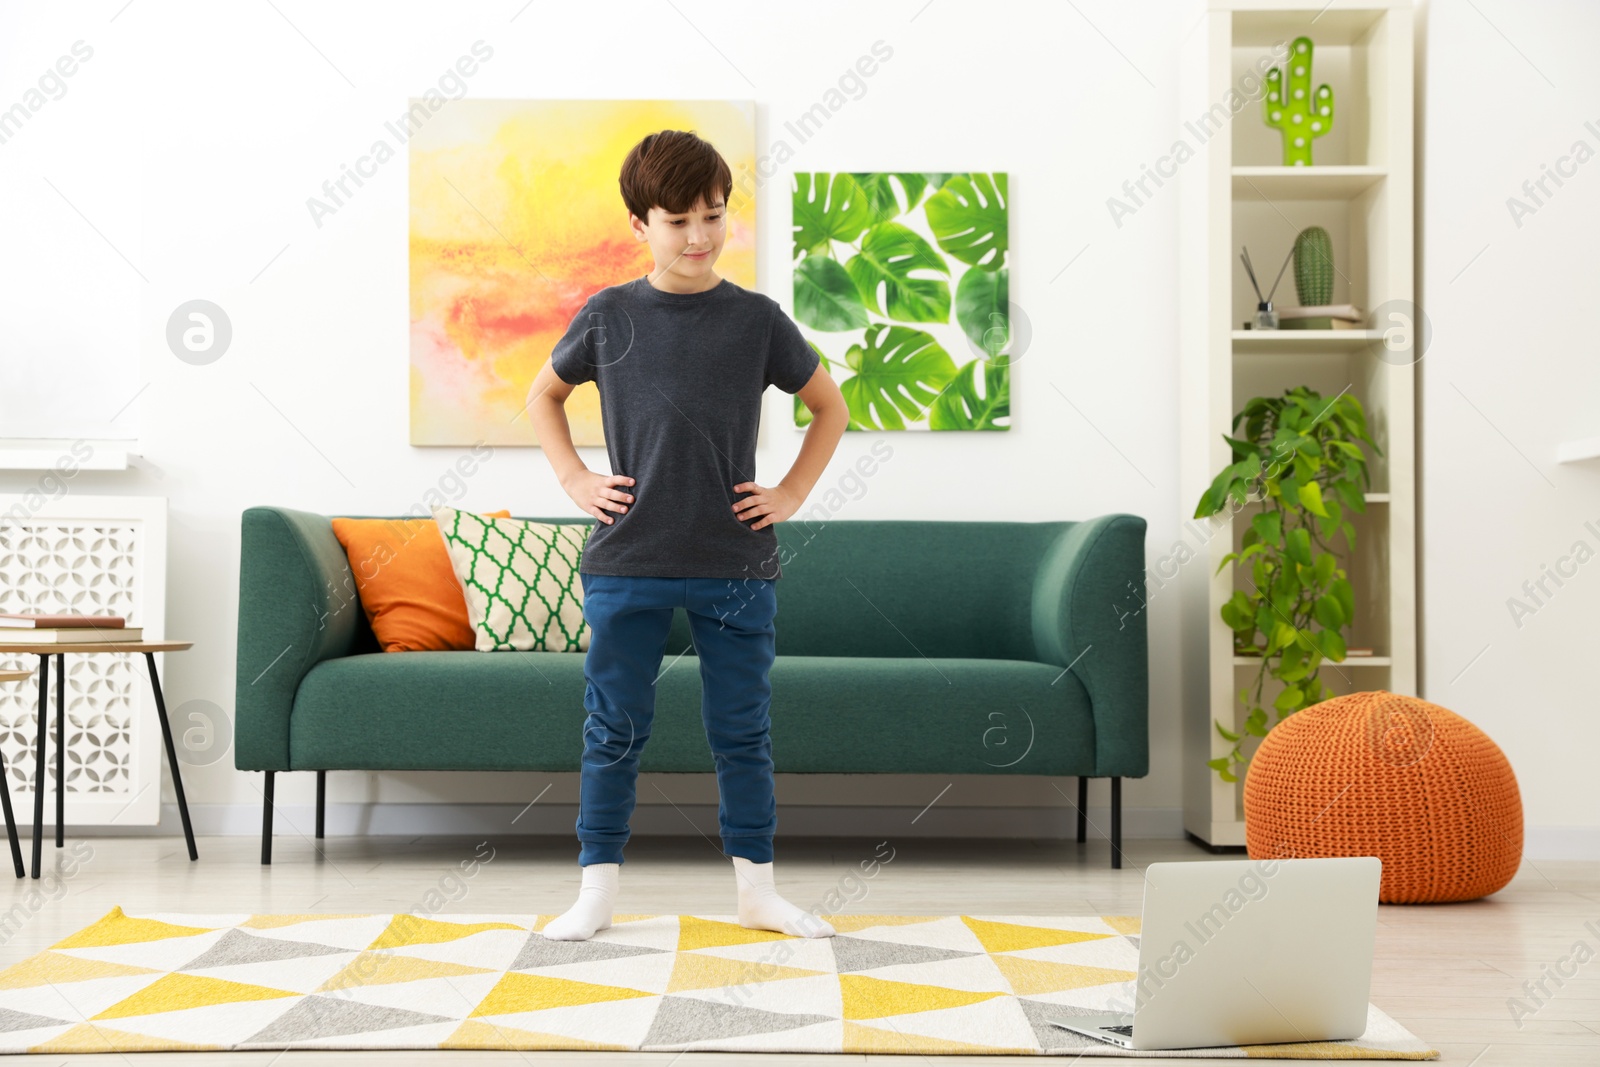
left=2, top=831, right=1593, bottom=1064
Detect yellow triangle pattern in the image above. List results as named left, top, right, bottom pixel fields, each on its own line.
left=442, top=1018, right=631, bottom=1051
left=822, top=914, right=945, bottom=934
left=676, top=915, right=794, bottom=951
left=317, top=951, right=495, bottom=992
left=31, top=1023, right=224, bottom=1053
left=0, top=951, right=159, bottom=989
left=242, top=913, right=376, bottom=930
left=470, top=971, right=654, bottom=1017
left=991, top=954, right=1136, bottom=995
left=842, top=1019, right=1036, bottom=1055
left=960, top=916, right=1112, bottom=953
left=51, top=906, right=215, bottom=949
left=367, top=914, right=524, bottom=950
left=666, top=952, right=824, bottom=993
left=1102, top=914, right=1141, bottom=935
left=840, top=974, right=1005, bottom=1020
left=91, top=973, right=299, bottom=1020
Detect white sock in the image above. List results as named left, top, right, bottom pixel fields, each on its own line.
left=732, top=855, right=836, bottom=938
left=541, top=862, right=619, bottom=941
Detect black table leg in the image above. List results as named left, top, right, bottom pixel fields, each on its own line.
left=0, top=710, right=23, bottom=878
left=54, top=653, right=64, bottom=849
left=143, top=652, right=197, bottom=861
left=30, top=654, right=48, bottom=879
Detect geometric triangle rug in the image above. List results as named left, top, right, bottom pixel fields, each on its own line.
left=0, top=908, right=1438, bottom=1058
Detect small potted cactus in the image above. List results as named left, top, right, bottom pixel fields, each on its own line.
left=1288, top=226, right=1334, bottom=329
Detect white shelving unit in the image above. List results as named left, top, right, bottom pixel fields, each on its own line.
left=1178, top=0, right=1416, bottom=848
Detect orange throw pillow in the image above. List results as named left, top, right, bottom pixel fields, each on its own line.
left=332, top=512, right=511, bottom=652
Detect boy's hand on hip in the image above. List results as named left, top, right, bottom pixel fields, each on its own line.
left=564, top=469, right=635, bottom=525
left=732, top=481, right=799, bottom=531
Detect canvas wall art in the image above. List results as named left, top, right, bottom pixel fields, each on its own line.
left=409, top=99, right=756, bottom=447
left=791, top=172, right=1011, bottom=431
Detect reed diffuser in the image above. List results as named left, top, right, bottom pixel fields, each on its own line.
left=1240, top=244, right=1294, bottom=329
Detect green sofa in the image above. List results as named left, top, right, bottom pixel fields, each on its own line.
left=235, top=507, right=1149, bottom=867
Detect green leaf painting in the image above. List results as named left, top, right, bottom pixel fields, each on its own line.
left=791, top=172, right=1010, bottom=431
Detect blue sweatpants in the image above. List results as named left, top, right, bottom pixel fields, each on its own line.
left=575, top=573, right=779, bottom=867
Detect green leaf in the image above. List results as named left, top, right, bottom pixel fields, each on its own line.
left=1298, top=480, right=1329, bottom=516
left=923, top=173, right=1008, bottom=269
left=1333, top=479, right=1367, bottom=513
left=1332, top=576, right=1355, bottom=624
left=1207, top=756, right=1232, bottom=772
left=1222, top=434, right=1256, bottom=456
left=1220, top=593, right=1253, bottom=632
left=838, top=325, right=958, bottom=430
left=847, top=172, right=929, bottom=220
left=1314, top=552, right=1337, bottom=587
left=1246, top=707, right=1270, bottom=737
left=846, top=222, right=951, bottom=323
left=1318, top=591, right=1344, bottom=633
left=1286, top=527, right=1312, bottom=566
left=1319, top=628, right=1347, bottom=660
left=1271, top=621, right=1299, bottom=653
left=928, top=357, right=1009, bottom=431
left=1274, top=686, right=1303, bottom=712
left=1250, top=510, right=1282, bottom=548
left=794, top=255, right=870, bottom=331
left=954, top=266, right=1010, bottom=357
left=792, top=172, right=872, bottom=258
left=1278, top=644, right=1310, bottom=682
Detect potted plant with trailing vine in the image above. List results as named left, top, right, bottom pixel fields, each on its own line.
left=1192, top=386, right=1381, bottom=782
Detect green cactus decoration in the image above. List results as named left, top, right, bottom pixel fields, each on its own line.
left=1292, top=226, right=1334, bottom=328
left=1263, top=36, right=1334, bottom=166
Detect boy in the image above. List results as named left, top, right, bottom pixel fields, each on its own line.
left=525, top=130, right=850, bottom=941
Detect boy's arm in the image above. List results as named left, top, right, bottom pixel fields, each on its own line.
left=776, top=364, right=849, bottom=502
left=526, top=362, right=589, bottom=489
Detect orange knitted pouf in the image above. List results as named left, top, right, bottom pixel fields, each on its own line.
left=1243, top=690, right=1522, bottom=904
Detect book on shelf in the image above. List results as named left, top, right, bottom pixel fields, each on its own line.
left=1277, top=303, right=1366, bottom=330
left=0, top=626, right=144, bottom=643
left=0, top=612, right=128, bottom=629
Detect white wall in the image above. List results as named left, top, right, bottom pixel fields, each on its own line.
left=1419, top=0, right=1600, bottom=858
left=1, top=0, right=1587, bottom=857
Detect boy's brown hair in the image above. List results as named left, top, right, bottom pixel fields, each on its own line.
left=618, top=129, right=733, bottom=224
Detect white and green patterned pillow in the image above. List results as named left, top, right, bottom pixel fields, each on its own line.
left=430, top=505, right=589, bottom=652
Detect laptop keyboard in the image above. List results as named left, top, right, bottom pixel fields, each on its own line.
left=1100, top=1024, right=1134, bottom=1036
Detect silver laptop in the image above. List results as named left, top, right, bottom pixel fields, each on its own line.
left=1049, top=856, right=1380, bottom=1051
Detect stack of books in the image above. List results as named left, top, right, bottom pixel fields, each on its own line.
left=0, top=613, right=142, bottom=643
left=1277, top=303, right=1366, bottom=330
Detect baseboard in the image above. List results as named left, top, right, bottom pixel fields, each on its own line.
left=28, top=802, right=1181, bottom=843
left=33, top=804, right=1600, bottom=860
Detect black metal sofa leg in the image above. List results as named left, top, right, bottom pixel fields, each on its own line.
left=1076, top=777, right=1088, bottom=843
left=1110, top=777, right=1123, bottom=869
left=316, top=771, right=326, bottom=839
left=261, top=771, right=274, bottom=865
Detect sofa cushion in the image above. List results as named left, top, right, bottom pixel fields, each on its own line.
left=432, top=505, right=589, bottom=652
left=288, top=653, right=1098, bottom=776
left=331, top=511, right=510, bottom=653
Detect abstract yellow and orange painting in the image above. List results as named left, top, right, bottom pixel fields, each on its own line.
left=409, top=99, right=756, bottom=446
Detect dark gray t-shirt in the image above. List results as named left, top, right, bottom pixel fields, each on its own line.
left=549, top=274, right=820, bottom=580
